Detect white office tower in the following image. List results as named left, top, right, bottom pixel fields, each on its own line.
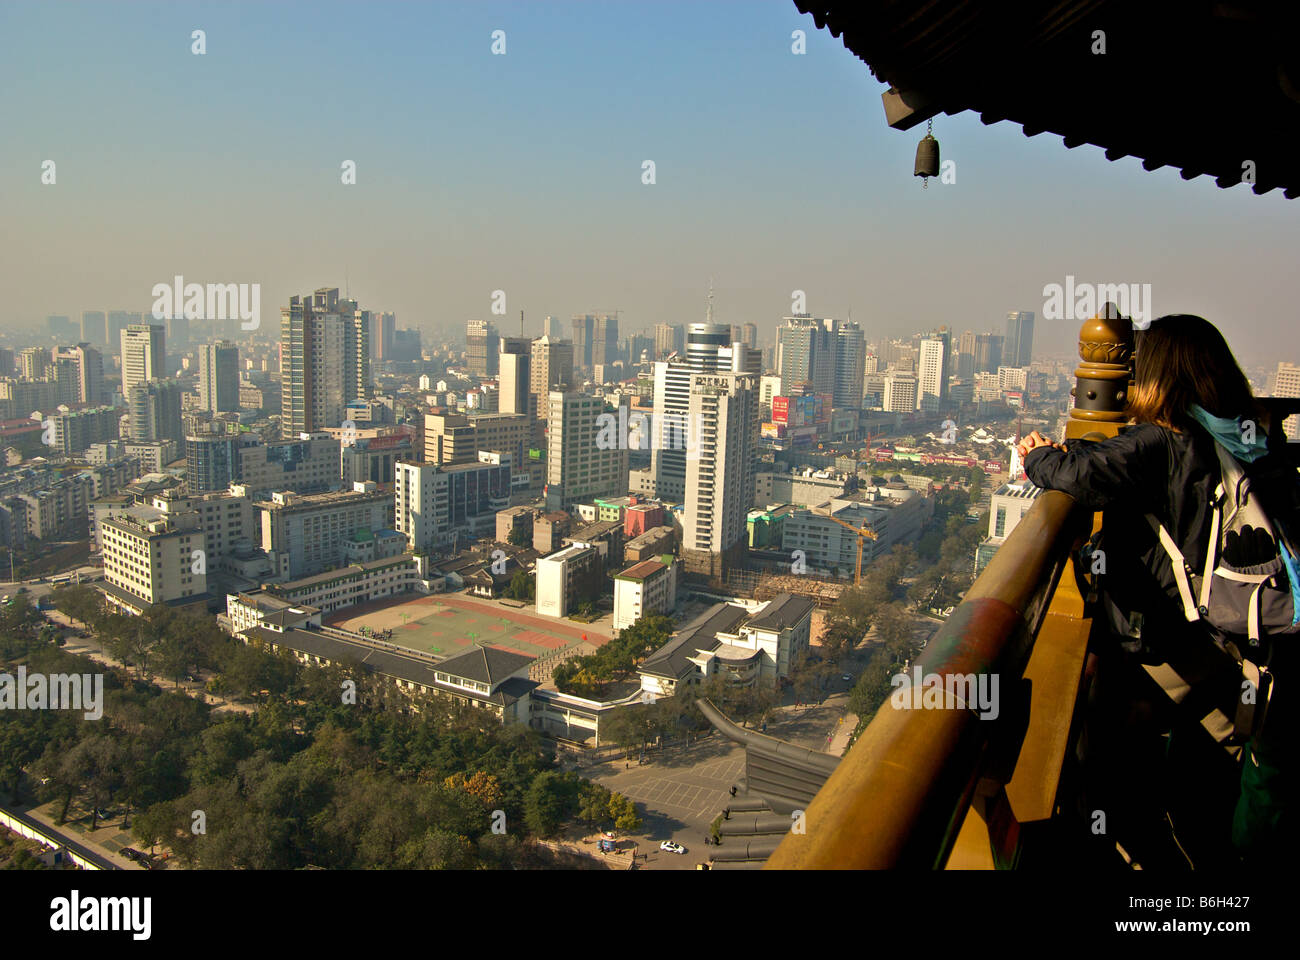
left=650, top=321, right=731, bottom=502
left=198, top=340, right=240, bottom=413
left=1272, top=361, right=1300, bottom=440
left=917, top=336, right=948, bottom=412
left=120, top=323, right=166, bottom=396
left=681, top=371, right=758, bottom=577
left=546, top=391, right=629, bottom=510
left=499, top=341, right=531, bottom=416
left=883, top=371, right=918, bottom=413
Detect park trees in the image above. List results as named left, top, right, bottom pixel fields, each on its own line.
left=551, top=614, right=673, bottom=697
left=523, top=770, right=581, bottom=838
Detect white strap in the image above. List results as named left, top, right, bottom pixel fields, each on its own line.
left=1248, top=580, right=1265, bottom=644
left=1199, top=495, right=1222, bottom=613
left=1212, top=567, right=1273, bottom=583
left=1149, top=516, right=1199, bottom=621
left=1242, top=659, right=1261, bottom=697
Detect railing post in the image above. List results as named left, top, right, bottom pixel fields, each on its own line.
left=1066, top=303, right=1134, bottom=442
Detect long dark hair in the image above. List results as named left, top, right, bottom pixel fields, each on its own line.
left=1125, top=314, right=1265, bottom=433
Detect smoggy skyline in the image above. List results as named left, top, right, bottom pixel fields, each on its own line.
left=3, top=0, right=1297, bottom=367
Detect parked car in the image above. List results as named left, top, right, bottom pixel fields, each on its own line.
left=120, top=847, right=143, bottom=863
left=660, top=841, right=686, bottom=855
left=841, top=674, right=853, bottom=682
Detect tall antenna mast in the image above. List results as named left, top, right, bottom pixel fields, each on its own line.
left=520, top=309, right=524, bottom=339
left=706, top=277, right=715, bottom=325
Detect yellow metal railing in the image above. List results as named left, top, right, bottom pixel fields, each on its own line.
left=765, top=489, right=1091, bottom=869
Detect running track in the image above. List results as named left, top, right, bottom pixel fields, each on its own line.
left=328, top=591, right=611, bottom=648
left=430, top=593, right=612, bottom=647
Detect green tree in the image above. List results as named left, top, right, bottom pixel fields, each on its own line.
left=523, top=771, right=577, bottom=838
left=577, top=781, right=613, bottom=828
left=609, top=792, right=642, bottom=832
left=504, top=570, right=535, bottom=602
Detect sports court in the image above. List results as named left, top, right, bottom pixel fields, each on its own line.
left=326, top=592, right=608, bottom=661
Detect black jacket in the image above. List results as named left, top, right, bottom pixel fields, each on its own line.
left=1025, top=421, right=1299, bottom=753
left=1024, top=421, right=1221, bottom=652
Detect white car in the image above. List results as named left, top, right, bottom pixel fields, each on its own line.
left=660, top=841, right=686, bottom=855
left=841, top=674, right=853, bottom=682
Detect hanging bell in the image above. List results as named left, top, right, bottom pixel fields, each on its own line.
left=914, top=132, right=940, bottom=178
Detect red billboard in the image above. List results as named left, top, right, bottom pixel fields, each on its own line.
left=771, top=396, right=790, bottom=424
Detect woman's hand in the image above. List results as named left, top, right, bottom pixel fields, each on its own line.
left=1017, top=430, right=1065, bottom=461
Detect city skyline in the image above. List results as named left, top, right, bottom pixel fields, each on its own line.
left=2, top=0, right=1297, bottom=369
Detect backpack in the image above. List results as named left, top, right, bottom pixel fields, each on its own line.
left=1142, top=437, right=1300, bottom=739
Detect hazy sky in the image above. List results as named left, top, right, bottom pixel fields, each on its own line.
left=3, top=0, right=1297, bottom=368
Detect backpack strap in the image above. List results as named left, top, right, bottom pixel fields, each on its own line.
left=1146, top=514, right=1200, bottom=622
left=1224, top=640, right=1275, bottom=740
left=1198, top=481, right=1225, bottom=614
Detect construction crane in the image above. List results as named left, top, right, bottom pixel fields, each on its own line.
left=825, top=514, right=880, bottom=586
left=855, top=430, right=885, bottom=485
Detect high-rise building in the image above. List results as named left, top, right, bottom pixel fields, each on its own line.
left=651, top=321, right=733, bottom=502
left=974, top=333, right=1004, bottom=374
left=499, top=338, right=532, bottom=416
left=741, top=322, right=759, bottom=351
left=1272, top=361, right=1300, bottom=441
left=834, top=320, right=866, bottom=408
left=883, top=371, right=918, bottom=413
left=681, top=371, right=758, bottom=577
left=370, top=311, right=396, bottom=361
left=391, top=328, right=422, bottom=358
left=186, top=431, right=249, bottom=494
left=46, top=405, right=119, bottom=456
left=545, top=391, right=629, bottom=510
left=50, top=344, right=103, bottom=405
left=256, top=487, right=395, bottom=580
left=121, top=322, right=166, bottom=396
left=466, top=319, right=499, bottom=377
left=1005, top=312, right=1035, bottom=368
left=543, top=315, right=563, bottom=340
left=127, top=379, right=184, bottom=445
left=107, top=311, right=133, bottom=355
left=100, top=510, right=207, bottom=611
left=957, top=330, right=977, bottom=381
left=198, top=341, right=240, bottom=413
left=396, top=455, right=513, bottom=552
left=280, top=288, right=369, bottom=434
left=776, top=316, right=836, bottom=397
left=569, top=313, right=618, bottom=371
left=80, top=311, right=107, bottom=350
left=46, top=316, right=75, bottom=341
left=594, top=313, right=619, bottom=367
left=18, top=346, right=51, bottom=380
left=654, top=323, right=685, bottom=359
left=916, top=329, right=950, bottom=412
left=530, top=336, right=575, bottom=399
